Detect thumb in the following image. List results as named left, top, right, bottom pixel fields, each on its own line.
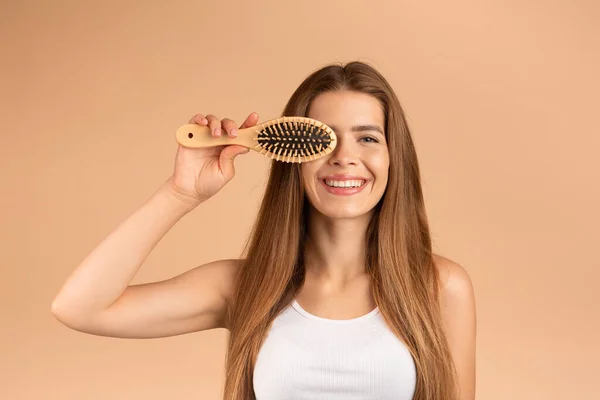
left=219, top=145, right=249, bottom=181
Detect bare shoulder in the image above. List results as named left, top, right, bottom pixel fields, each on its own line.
left=432, top=253, right=473, bottom=294
left=432, top=254, right=477, bottom=399
left=432, top=254, right=477, bottom=347
left=432, top=253, right=476, bottom=317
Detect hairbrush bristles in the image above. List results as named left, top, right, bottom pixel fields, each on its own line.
left=254, top=117, right=337, bottom=163
left=175, top=116, right=337, bottom=163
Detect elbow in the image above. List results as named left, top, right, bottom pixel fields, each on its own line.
left=50, top=299, right=71, bottom=325
left=51, top=299, right=105, bottom=335
left=50, top=298, right=61, bottom=316
left=50, top=298, right=83, bottom=328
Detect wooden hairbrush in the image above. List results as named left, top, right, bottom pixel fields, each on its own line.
left=175, top=116, right=337, bottom=163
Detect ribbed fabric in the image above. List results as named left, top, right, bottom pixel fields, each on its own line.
left=253, top=300, right=416, bottom=400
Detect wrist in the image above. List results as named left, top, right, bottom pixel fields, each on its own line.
left=158, top=177, right=204, bottom=213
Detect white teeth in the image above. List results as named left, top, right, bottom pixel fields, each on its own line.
left=324, top=179, right=365, bottom=188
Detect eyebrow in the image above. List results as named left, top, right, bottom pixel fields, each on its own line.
left=328, top=124, right=385, bottom=136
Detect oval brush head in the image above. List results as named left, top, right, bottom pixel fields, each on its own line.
left=175, top=116, right=337, bottom=163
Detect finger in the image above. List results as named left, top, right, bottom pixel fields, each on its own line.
left=239, top=112, right=259, bottom=129
left=219, top=145, right=249, bottom=182
left=221, top=118, right=238, bottom=137
left=206, top=114, right=221, bottom=137
left=188, top=114, right=208, bottom=125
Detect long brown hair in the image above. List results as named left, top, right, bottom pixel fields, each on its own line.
left=224, top=61, right=460, bottom=399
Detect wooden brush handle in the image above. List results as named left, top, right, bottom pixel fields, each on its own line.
left=175, top=116, right=337, bottom=164
left=175, top=124, right=255, bottom=149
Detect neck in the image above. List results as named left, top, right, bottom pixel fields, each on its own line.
left=304, top=207, right=374, bottom=283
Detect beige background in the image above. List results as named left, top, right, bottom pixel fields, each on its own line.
left=2, top=0, right=598, bottom=399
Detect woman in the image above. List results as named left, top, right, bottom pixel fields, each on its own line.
left=52, top=61, right=476, bottom=400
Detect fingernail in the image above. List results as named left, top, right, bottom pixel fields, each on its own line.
left=214, top=127, right=221, bottom=136
left=231, top=128, right=238, bottom=137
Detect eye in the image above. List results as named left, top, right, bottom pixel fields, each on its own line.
left=360, top=136, right=379, bottom=143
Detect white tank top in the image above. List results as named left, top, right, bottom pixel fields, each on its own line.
left=253, top=299, right=417, bottom=399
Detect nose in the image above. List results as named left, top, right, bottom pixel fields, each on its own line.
left=327, top=138, right=358, bottom=167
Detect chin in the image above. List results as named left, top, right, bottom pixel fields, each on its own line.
left=312, top=204, right=376, bottom=220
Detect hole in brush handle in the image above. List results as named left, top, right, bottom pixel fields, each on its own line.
left=176, top=124, right=242, bottom=148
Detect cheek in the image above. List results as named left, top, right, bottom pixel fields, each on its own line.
left=301, top=160, right=323, bottom=180
left=368, top=151, right=390, bottom=181
left=381, top=157, right=390, bottom=179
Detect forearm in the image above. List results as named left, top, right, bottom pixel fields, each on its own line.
left=51, top=177, right=200, bottom=319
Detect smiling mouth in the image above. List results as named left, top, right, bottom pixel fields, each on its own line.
left=321, top=179, right=368, bottom=188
